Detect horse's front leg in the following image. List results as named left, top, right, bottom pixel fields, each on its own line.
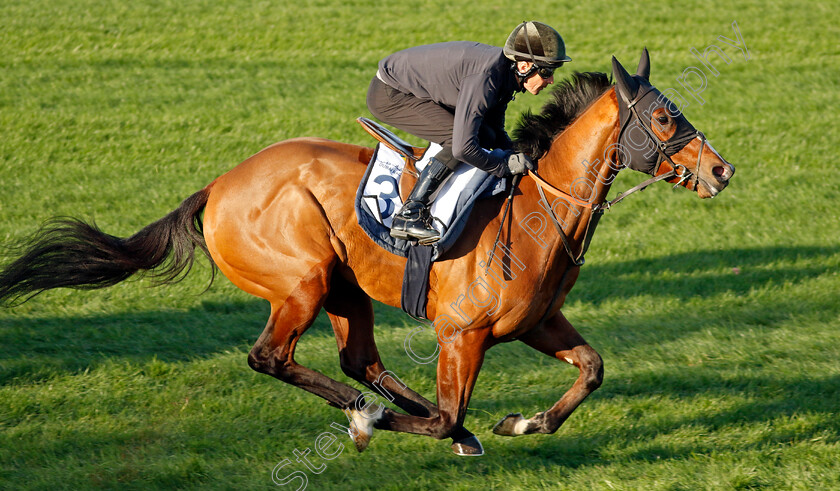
left=493, top=311, right=603, bottom=436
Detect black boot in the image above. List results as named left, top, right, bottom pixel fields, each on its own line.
left=390, top=157, right=452, bottom=244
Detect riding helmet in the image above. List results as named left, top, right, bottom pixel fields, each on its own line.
left=503, top=21, right=572, bottom=66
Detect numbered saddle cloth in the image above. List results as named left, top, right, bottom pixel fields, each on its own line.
left=355, top=143, right=506, bottom=261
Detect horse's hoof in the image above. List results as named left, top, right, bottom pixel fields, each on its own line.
left=451, top=435, right=484, bottom=456
left=492, top=412, right=526, bottom=436
left=342, top=405, right=383, bottom=453
left=351, top=429, right=371, bottom=453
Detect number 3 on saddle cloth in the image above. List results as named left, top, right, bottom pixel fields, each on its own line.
left=354, top=118, right=507, bottom=318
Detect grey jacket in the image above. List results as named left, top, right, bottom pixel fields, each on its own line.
left=377, top=41, right=520, bottom=175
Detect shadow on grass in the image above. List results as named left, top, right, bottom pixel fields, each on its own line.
left=0, top=296, right=409, bottom=386
left=0, top=245, right=837, bottom=487
left=473, top=371, right=840, bottom=472
left=1, top=244, right=835, bottom=387
left=572, top=244, right=840, bottom=304
left=0, top=299, right=274, bottom=385
left=456, top=245, right=840, bottom=471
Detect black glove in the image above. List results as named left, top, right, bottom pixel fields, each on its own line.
left=505, top=152, right=535, bottom=176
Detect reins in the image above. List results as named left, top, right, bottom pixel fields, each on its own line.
left=483, top=152, right=680, bottom=275
left=485, top=83, right=709, bottom=323
left=522, top=164, right=677, bottom=326
left=522, top=164, right=680, bottom=269
left=483, top=164, right=672, bottom=274
left=524, top=82, right=709, bottom=266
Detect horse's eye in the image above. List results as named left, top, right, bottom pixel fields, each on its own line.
left=657, top=115, right=669, bottom=125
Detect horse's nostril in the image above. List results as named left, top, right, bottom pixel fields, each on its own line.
left=713, top=166, right=726, bottom=179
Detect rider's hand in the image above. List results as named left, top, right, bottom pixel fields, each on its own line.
left=505, top=152, right=535, bottom=176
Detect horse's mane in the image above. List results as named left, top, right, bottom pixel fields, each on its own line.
left=513, top=71, right=613, bottom=159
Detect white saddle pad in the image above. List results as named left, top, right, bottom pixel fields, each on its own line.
left=360, top=143, right=505, bottom=233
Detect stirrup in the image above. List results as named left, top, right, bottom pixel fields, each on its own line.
left=390, top=228, right=441, bottom=245
left=390, top=215, right=440, bottom=244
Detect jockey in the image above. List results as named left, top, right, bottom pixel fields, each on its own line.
left=367, top=21, right=571, bottom=244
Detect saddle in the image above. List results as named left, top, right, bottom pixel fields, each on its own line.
left=355, top=118, right=505, bottom=258
left=355, top=118, right=506, bottom=318
left=357, top=117, right=425, bottom=203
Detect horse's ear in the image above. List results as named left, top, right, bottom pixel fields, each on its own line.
left=612, top=56, right=638, bottom=101
left=636, top=47, right=651, bottom=81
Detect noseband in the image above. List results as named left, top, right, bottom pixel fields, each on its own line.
left=485, top=81, right=711, bottom=329
left=615, top=84, right=707, bottom=191
left=517, top=84, right=709, bottom=269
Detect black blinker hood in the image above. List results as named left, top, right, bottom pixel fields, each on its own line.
left=612, top=49, right=698, bottom=175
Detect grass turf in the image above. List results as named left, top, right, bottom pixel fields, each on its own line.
left=1, top=0, right=839, bottom=489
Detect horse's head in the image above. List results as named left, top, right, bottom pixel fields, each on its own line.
left=612, top=49, right=735, bottom=198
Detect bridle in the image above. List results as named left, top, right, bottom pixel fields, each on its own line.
left=615, top=83, right=708, bottom=193
left=488, top=84, right=709, bottom=272
left=485, top=83, right=711, bottom=327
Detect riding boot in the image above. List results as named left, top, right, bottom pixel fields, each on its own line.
left=390, top=157, right=453, bottom=244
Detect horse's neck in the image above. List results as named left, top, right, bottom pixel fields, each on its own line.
left=537, top=89, right=620, bottom=206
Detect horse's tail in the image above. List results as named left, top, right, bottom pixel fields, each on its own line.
left=0, top=187, right=216, bottom=307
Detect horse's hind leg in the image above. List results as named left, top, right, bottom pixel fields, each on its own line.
left=323, top=274, right=484, bottom=455
left=492, top=311, right=603, bottom=436
left=324, top=274, right=436, bottom=417
left=246, top=259, right=366, bottom=424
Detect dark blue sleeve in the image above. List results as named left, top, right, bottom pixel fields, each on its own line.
left=485, top=101, right=513, bottom=150
left=451, top=74, right=509, bottom=177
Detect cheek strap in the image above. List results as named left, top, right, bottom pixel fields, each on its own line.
left=617, top=84, right=701, bottom=178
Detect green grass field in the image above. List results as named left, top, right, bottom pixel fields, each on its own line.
left=1, top=0, right=839, bottom=489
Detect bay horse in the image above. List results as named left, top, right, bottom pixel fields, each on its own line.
left=0, top=50, right=734, bottom=456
